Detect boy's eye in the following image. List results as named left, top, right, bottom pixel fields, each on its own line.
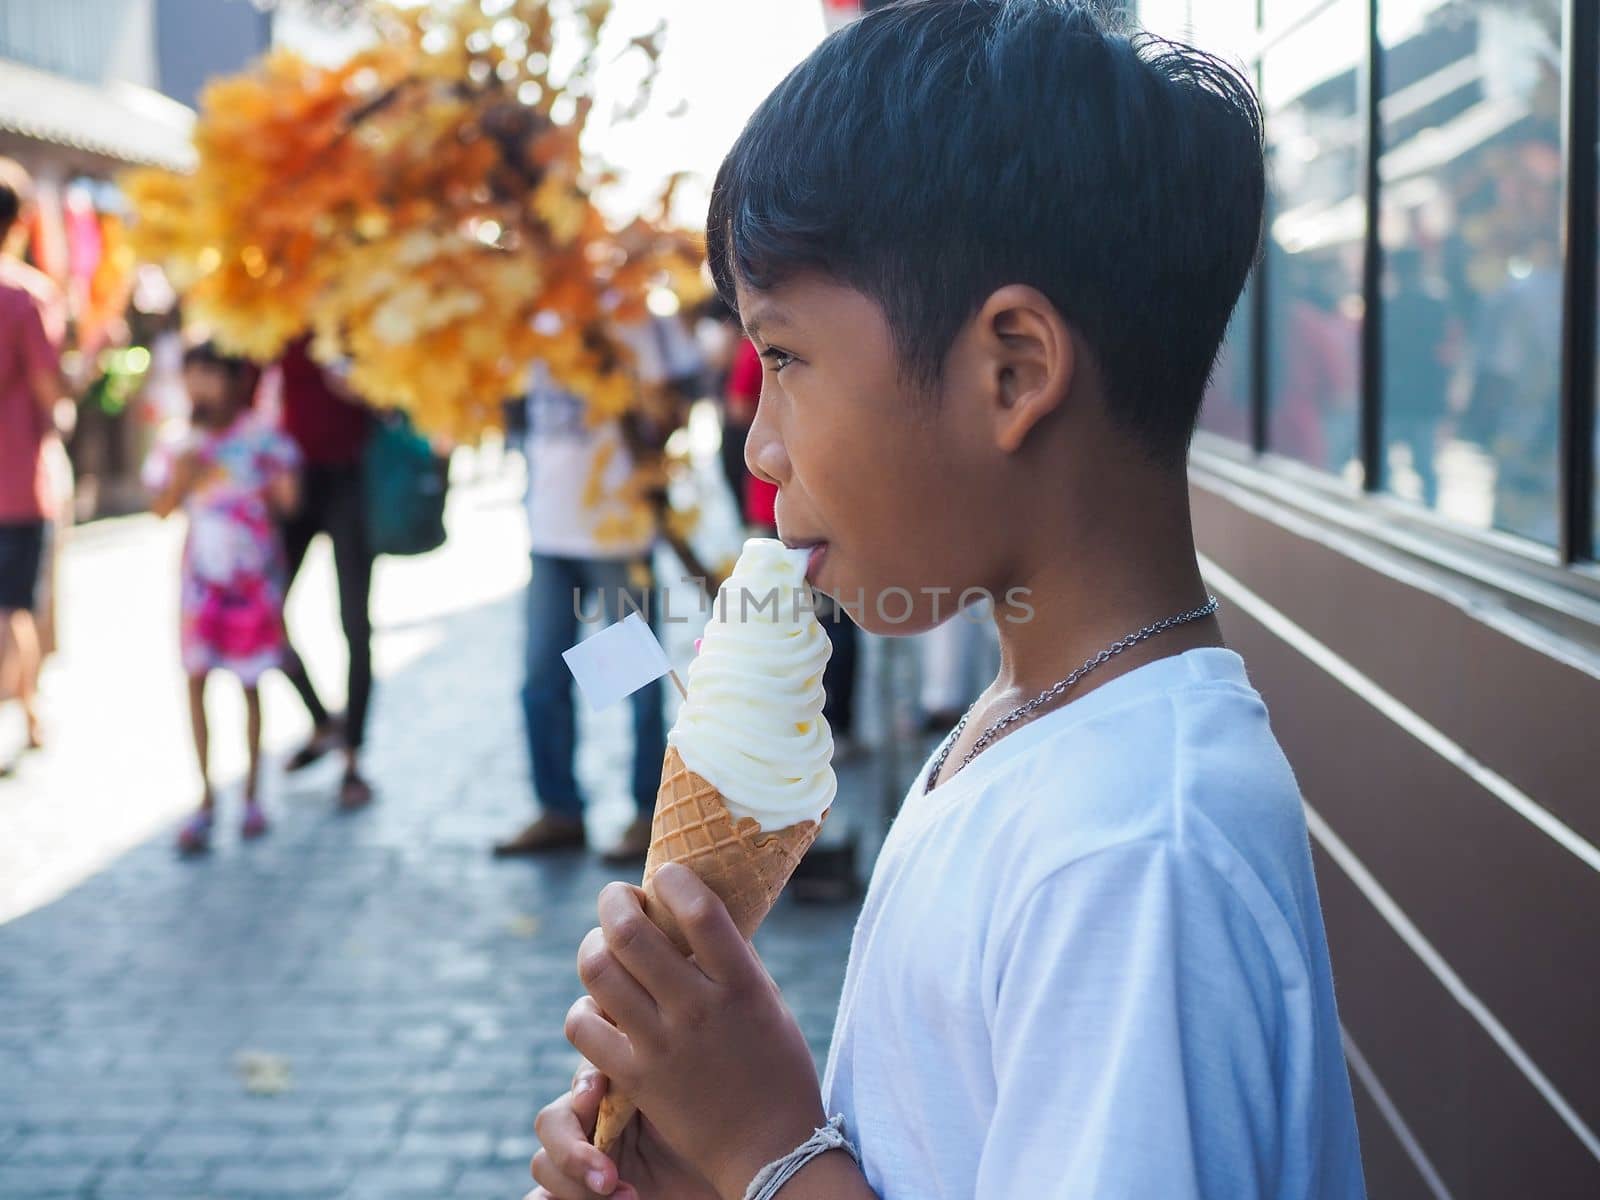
left=761, top=348, right=797, bottom=373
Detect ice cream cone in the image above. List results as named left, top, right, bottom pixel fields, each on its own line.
left=592, top=744, right=827, bottom=1155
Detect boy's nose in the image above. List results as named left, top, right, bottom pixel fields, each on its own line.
left=744, top=403, right=789, bottom=487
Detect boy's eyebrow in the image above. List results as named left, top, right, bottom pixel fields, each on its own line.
left=741, top=301, right=796, bottom=344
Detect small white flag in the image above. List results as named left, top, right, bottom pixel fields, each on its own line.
left=562, top=612, right=675, bottom=712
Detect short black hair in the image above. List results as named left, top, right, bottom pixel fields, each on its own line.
left=183, top=341, right=261, bottom=408
left=707, top=0, right=1264, bottom=468
left=183, top=341, right=251, bottom=375
left=0, top=157, right=32, bottom=236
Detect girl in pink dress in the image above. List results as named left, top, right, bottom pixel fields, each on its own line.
left=146, top=343, right=300, bottom=853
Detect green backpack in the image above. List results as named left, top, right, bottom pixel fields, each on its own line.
left=363, top=413, right=448, bottom=557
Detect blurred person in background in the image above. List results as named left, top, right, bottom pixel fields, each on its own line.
left=1384, top=246, right=1455, bottom=509
left=274, top=336, right=378, bottom=810
left=498, top=390, right=529, bottom=475
left=493, top=313, right=699, bottom=863
left=693, top=294, right=746, bottom=502
left=1458, top=143, right=1564, bottom=545
left=0, top=157, right=67, bottom=754
left=1271, top=252, right=1358, bottom=472
left=33, top=308, right=79, bottom=674
left=146, top=343, right=300, bottom=854
left=730, top=335, right=776, bottom=537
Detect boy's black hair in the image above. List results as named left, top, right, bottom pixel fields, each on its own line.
left=707, top=0, right=1265, bottom=469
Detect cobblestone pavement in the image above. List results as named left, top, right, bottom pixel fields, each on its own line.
left=0, top=462, right=876, bottom=1200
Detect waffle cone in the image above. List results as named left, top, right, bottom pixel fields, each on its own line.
left=593, top=745, right=826, bottom=1155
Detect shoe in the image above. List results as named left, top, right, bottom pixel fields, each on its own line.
left=337, top=771, right=375, bottom=812
left=285, top=720, right=345, bottom=772
left=492, top=813, right=587, bottom=856
left=600, top=814, right=653, bottom=865
left=241, top=801, right=269, bottom=840
left=176, top=810, right=213, bottom=855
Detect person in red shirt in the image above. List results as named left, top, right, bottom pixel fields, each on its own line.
left=727, top=336, right=779, bottom=531
left=0, top=159, right=65, bottom=752
left=275, top=337, right=376, bottom=809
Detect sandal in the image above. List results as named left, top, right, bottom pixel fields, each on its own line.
left=176, top=810, right=213, bottom=855
left=285, top=721, right=344, bottom=772
left=241, top=801, right=269, bottom=840
left=337, top=771, right=374, bottom=812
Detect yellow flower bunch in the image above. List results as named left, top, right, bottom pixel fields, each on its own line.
left=124, top=0, right=706, bottom=443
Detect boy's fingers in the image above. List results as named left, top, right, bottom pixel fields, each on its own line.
left=570, top=1062, right=608, bottom=1096
left=563, top=995, right=637, bottom=1085
left=598, top=881, right=700, bottom=1003
left=576, top=927, right=659, bottom=1039
left=650, top=862, right=754, bottom=984
left=532, top=1077, right=618, bottom=1195
left=529, top=1148, right=607, bottom=1199
left=568, top=1065, right=609, bottom=1133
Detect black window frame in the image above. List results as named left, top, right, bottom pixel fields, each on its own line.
left=1183, top=0, right=1600, bottom=619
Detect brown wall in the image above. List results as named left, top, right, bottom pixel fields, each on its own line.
left=1191, top=478, right=1600, bottom=1200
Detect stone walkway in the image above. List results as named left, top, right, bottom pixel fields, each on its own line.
left=0, top=463, right=880, bottom=1200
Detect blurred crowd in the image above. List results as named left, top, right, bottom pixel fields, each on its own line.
left=0, top=153, right=989, bottom=864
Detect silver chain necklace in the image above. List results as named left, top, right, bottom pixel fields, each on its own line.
left=924, top=595, right=1220, bottom=793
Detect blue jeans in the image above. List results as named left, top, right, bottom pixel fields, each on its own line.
left=522, top=552, right=666, bottom=818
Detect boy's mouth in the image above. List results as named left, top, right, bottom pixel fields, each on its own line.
left=781, top=538, right=829, bottom=584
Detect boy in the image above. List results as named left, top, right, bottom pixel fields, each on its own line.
left=531, top=2, right=1367, bottom=1197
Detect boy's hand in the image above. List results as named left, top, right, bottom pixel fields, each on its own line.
left=530, top=1064, right=715, bottom=1199
left=566, top=864, right=826, bottom=1199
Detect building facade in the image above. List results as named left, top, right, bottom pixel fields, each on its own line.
left=1138, top=2, right=1600, bottom=1196
left=0, top=0, right=270, bottom=516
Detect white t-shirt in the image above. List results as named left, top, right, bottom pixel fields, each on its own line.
left=822, top=646, right=1367, bottom=1199
left=523, top=365, right=652, bottom=560
left=522, top=318, right=700, bottom=560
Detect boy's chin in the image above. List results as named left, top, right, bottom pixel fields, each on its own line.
left=862, top=608, right=978, bottom=638
left=853, top=614, right=946, bottom=637
left=813, top=583, right=951, bottom=638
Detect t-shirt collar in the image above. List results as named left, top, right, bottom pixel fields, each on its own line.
left=918, top=646, right=1248, bottom=796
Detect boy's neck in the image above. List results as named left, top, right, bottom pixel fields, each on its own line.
left=988, top=470, right=1223, bottom=712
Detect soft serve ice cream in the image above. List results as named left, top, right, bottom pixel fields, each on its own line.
left=592, top=537, right=837, bottom=1155
left=667, top=538, right=836, bottom=831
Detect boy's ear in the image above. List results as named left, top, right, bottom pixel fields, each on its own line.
left=974, top=284, right=1075, bottom=454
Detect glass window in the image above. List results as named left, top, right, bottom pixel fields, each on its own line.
left=1379, top=0, right=1564, bottom=546
left=1138, top=2, right=1259, bottom=450
left=1262, top=0, right=1365, bottom=480
left=1136, top=1, right=1256, bottom=64
left=1262, top=0, right=1326, bottom=29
